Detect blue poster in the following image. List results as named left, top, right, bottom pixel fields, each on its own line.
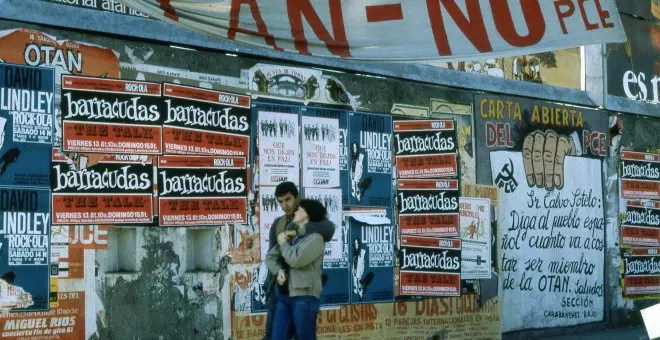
left=348, top=210, right=394, bottom=304
left=0, top=64, right=54, bottom=188
left=347, top=112, right=393, bottom=207
left=0, top=187, right=51, bottom=311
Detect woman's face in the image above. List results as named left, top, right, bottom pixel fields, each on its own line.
left=292, top=206, right=309, bottom=225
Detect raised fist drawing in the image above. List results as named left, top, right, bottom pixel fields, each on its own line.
left=522, top=130, right=576, bottom=190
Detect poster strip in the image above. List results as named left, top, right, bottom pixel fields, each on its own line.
left=621, top=200, right=660, bottom=247
left=393, top=119, right=458, bottom=179
left=621, top=151, right=660, bottom=200
left=157, top=155, right=248, bottom=226
left=0, top=64, right=54, bottom=188
left=399, top=236, right=461, bottom=297
left=460, top=198, right=492, bottom=279
left=301, top=116, right=340, bottom=188
left=162, top=83, right=251, bottom=156
left=50, top=150, right=154, bottom=224
left=257, top=111, right=300, bottom=186
left=0, top=187, right=50, bottom=311
left=61, top=75, right=163, bottom=154
left=396, top=179, right=460, bottom=237
left=622, top=248, right=660, bottom=299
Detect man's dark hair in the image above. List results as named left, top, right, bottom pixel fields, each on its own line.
left=274, top=182, right=298, bottom=198
left=299, top=199, right=327, bottom=222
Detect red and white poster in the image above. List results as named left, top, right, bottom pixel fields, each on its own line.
left=621, top=200, right=660, bottom=248
left=396, top=179, right=460, bottom=237
left=61, top=75, right=163, bottom=154
left=621, top=151, right=660, bottom=200
left=158, top=155, right=248, bottom=226
left=399, top=235, right=461, bottom=297
left=257, top=111, right=300, bottom=186
left=51, top=150, right=154, bottom=224
left=162, top=83, right=251, bottom=156
left=393, top=120, right=457, bottom=179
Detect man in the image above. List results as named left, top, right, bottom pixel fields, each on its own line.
left=263, top=181, right=300, bottom=340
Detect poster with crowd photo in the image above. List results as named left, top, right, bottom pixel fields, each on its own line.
left=393, top=120, right=457, bottom=179
left=257, top=111, right=299, bottom=186
left=348, top=211, right=395, bottom=304
left=0, top=187, right=50, bottom=312
left=158, top=155, right=247, bottom=226
left=397, top=179, right=460, bottom=238
left=622, top=248, right=660, bottom=299
left=399, top=236, right=461, bottom=297
left=459, top=198, right=492, bottom=279
left=51, top=150, right=154, bottom=224
left=302, top=106, right=350, bottom=203
left=301, top=116, right=340, bottom=188
left=61, top=75, right=163, bottom=154
left=348, top=112, right=392, bottom=207
left=0, top=64, right=54, bottom=188
left=258, top=185, right=283, bottom=261
left=621, top=200, right=660, bottom=248
left=304, top=187, right=348, bottom=305
left=620, top=151, right=660, bottom=200
left=475, top=94, right=608, bottom=331
left=162, top=83, right=251, bottom=156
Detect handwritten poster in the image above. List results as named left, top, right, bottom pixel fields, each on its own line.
left=257, top=111, right=299, bottom=186
left=460, top=197, right=492, bottom=279
left=491, top=151, right=604, bottom=331
left=0, top=187, right=50, bottom=312
left=393, top=119, right=458, bottom=179
left=397, top=179, right=460, bottom=237
left=301, top=116, right=339, bottom=188
left=0, top=64, right=54, bottom=188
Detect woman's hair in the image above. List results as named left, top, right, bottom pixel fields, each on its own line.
left=299, top=199, right=327, bottom=222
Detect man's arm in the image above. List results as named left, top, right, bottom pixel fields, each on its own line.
left=265, top=245, right=283, bottom=276
left=268, top=216, right=280, bottom=251
left=280, top=234, right=324, bottom=269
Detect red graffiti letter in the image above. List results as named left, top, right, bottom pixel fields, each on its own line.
left=594, top=0, right=614, bottom=28
left=578, top=0, right=599, bottom=30
left=426, top=0, right=492, bottom=56
left=554, top=0, right=576, bottom=34
left=491, top=0, right=545, bottom=47
left=287, top=0, right=351, bottom=57
left=228, top=0, right=282, bottom=51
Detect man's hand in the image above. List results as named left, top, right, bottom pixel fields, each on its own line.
left=277, top=269, right=287, bottom=286
left=277, top=231, right=296, bottom=245
left=522, top=130, right=576, bottom=190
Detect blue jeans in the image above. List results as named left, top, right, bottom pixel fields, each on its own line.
left=272, top=295, right=320, bottom=340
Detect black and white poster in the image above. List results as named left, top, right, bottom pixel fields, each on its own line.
left=257, top=111, right=299, bottom=186
left=301, top=116, right=340, bottom=188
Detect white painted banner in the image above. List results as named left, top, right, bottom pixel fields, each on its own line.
left=117, top=0, right=625, bottom=61
left=459, top=197, right=492, bottom=280
left=304, top=187, right=343, bottom=263
left=302, top=116, right=340, bottom=188
left=258, top=111, right=300, bottom=186
left=491, top=151, right=604, bottom=332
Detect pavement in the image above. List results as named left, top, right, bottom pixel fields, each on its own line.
left=540, top=326, right=652, bottom=340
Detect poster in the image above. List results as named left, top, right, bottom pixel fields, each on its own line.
left=491, top=151, right=605, bottom=331
left=0, top=291, right=85, bottom=339
left=620, top=151, right=660, bottom=200
left=399, top=236, right=461, bottom=297
left=302, top=106, right=350, bottom=204
left=621, top=200, right=660, bottom=248
left=258, top=186, right=283, bottom=262
left=229, top=224, right=260, bottom=264
left=61, top=75, right=163, bottom=154
left=51, top=150, right=154, bottom=225
left=622, top=248, right=660, bottom=299
left=393, top=119, right=457, bottom=179
left=157, top=155, right=248, bottom=226
left=460, top=198, right=492, bottom=279
left=230, top=265, right=261, bottom=314
left=0, top=64, right=54, bottom=188
left=0, top=187, right=50, bottom=312
left=461, top=184, right=499, bottom=207
left=348, top=112, right=392, bottom=207
left=396, top=179, right=460, bottom=238
left=162, top=83, right=251, bottom=157
left=348, top=212, right=395, bottom=304
left=257, top=111, right=299, bottom=186
left=301, top=116, right=340, bottom=188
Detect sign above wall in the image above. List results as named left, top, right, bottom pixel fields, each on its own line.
left=117, top=0, right=626, bottom=61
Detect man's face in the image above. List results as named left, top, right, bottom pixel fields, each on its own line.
left=277, top=192, right=299, bottom=217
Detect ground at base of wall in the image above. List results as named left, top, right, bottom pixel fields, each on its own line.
left=539, top=326, right=650, bottom=340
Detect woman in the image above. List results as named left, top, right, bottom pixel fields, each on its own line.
left=266, top=199, right=335, bottom=340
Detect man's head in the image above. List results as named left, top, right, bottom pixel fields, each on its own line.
left=274, top=182, right=299, bottom=217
